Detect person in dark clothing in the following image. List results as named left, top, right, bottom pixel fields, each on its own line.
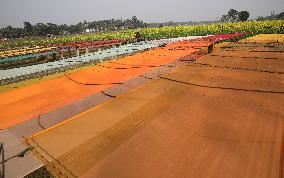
left=135, top=32, right=144, bottom=42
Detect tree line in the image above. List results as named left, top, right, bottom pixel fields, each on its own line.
left=257, top=11, right=284, bottom=21
left=221, top=9, right=250, bottom=22
left=221, top=9, right=284, bottom=22
left=1, top=10, right=283, bottom=39
left=0, top=16, right=146, bottom=39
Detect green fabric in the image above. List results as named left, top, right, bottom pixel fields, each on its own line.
left=0, top=51, right=57, bottom=63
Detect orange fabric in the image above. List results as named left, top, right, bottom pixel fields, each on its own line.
left=0, top=41, right=198, bottom=129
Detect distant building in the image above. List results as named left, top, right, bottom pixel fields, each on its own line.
left=85, top=28, right=97, bottom=33
left=47, top=34, right=54, bottom=39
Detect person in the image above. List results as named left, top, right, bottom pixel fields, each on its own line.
left=135, top=32, right=143, bottom=42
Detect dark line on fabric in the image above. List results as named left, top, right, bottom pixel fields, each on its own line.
left=158, top=76, right=284, bottom=94
left=187, top=63, right=284, bottom=75
left=139, top=75, right=154, bottom=80
left=64, top=74, right=124, bottom=85
left=100, top=91, right=117, bottom=98
left=37, top=115, right=46, bottom=129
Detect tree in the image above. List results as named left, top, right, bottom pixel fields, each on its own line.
left=131, top=16, right=138, bottom=28
left=0, top=25, right=23, bottom=38
left=221, top=9, right=239, bottom=22
left=68, top=24, right=81, bottom=34
left=58, top=24, right=69, bottom=35
left=32, top=23, right=49, bottom=36
left=257, top=16, right=265, bottom=21
left=0, top=17, right=148, bottom=38
left=238, top=11, right=250, bottom=21
left=278, top=12, right=284, bottom=19
left=256, top=11, right=284, bottom=21
left=23, top=22, right=33, bottom=36
left=130, top=16, right=145, bottom=29
left=221, top=9, right=251, bottom=22
left=227, top=9, right=239, bottom=22
left=47, top=23, right=60, bottom=35
left=221, top=15, right=229, bottom=22
left=132, top=16, right=138, bottom=24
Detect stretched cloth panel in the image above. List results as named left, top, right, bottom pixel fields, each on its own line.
left=0, top=47, right=56, bottom=57
left=0, top=34, right=247, bottom=129
left=0, top=51, right=57, bottom=63
left=0, top=36, right=209, bottom=81
left=25, top=35, right=284, bottom=178
left=0, top=39, right=206, bottom=129
left=241, top=34, right=284, bottom=43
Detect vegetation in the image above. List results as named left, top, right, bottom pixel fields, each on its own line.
left=1, top=9, right=284, bottom=41
left=221, top=9, right=250, bottom=22
left=0, top=20, right=283, bottom=50
left=257, top=11, right=284, bottom=21
left=238, top=11, right=251, bottom=22
left=24, top=166, right=53, bottom=178
left=0, top=16, right=146, bottom=39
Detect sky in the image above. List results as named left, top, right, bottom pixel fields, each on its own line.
left=0, top=0, right=283, bottom=27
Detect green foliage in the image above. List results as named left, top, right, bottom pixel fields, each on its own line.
left=0, top=25, right=24, bottom=38
left=0, top=17, right=147, bottom=39
left=0, top=20, right=283, bottom=50
left=238, top=11, right=250, bottom=21
left=221, top=9, right=250, bottom=22
left=257, top=11, right=284, bottom=21
left=24, top=166, right=53, bottom=178
left=227, top=9, right=239, bottom=22
left=23, top=22, right=33, bottom=36
left=221, top=15, right=229, bottom=22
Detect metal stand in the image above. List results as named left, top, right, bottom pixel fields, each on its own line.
left=0, top=143, right=33, bottom=178
left=0, top=143, right=5, bottom=178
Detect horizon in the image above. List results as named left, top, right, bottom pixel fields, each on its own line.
left=0, top=0, right=283, bottom=28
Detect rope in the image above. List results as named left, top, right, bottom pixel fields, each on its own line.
left=64, top=74, right=124, bottom=85
left=97, top=63, right=162, bottom=69
left=100, top=91, right=117, bottom=98
left=223, top=49, right=284, bottom=53
left=158, top=76, right=284, bottom=94
left=209, top=54, right=279, bottom=60
left=187, top=63, right=284, bottom=75
left=139, top=75, right=154, bottom=80
left=37, top=115, right=46, bottom=130
left=107, top=61, right=175, bottom=68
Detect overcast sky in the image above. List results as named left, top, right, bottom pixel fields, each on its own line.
left=0, top=0, right=283, bottom=27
